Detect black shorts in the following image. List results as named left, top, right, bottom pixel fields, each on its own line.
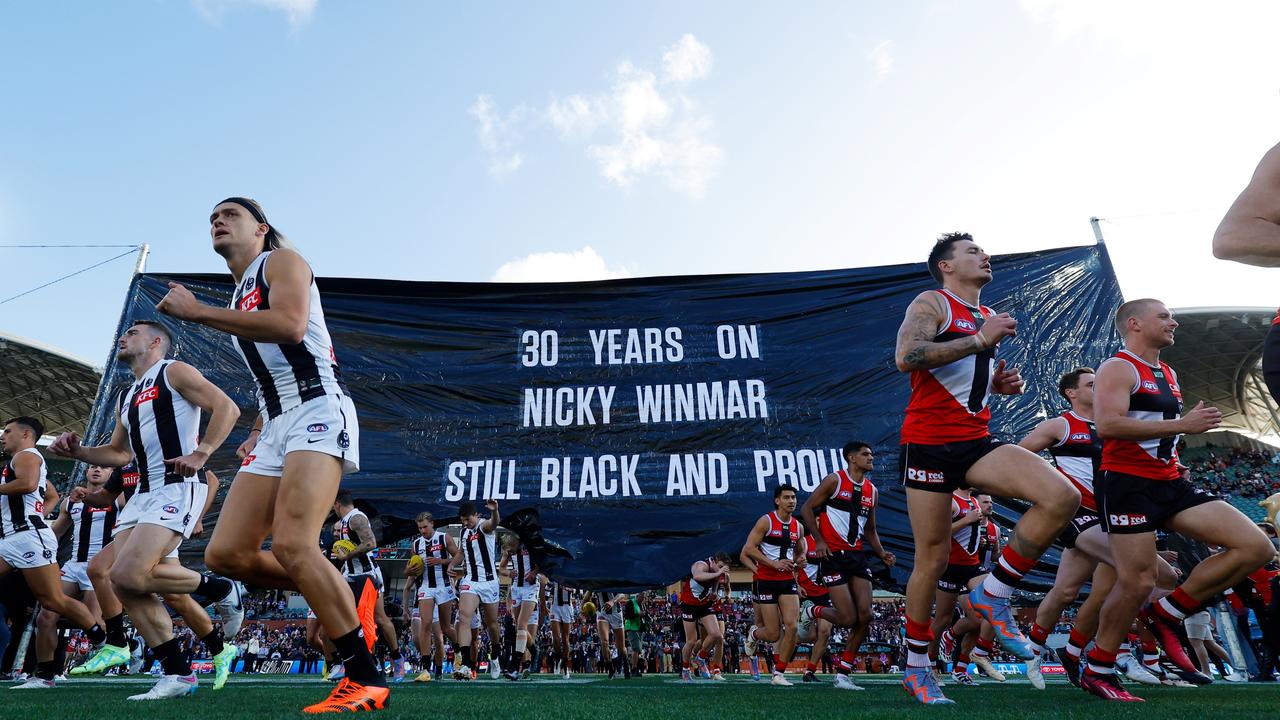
left=680, top=602, right=715, bottom=622
left=1098, top=471, right=1218, bottom=535
left=819, top=550, right=874, bottom=587
left=936, top=562, right=984, bottom=594
left=1059, top=510, right=1102, bottom=549
left=807, top=592, right=831, bottom=608
left=752, top=579, right=797, bottom=604
left=1264, top=320, right=1280, bottom=406
left=900, top=436, right=1004, bottom=493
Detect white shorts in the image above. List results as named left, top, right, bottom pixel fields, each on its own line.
left=601, top=611, right=624, bottom=630
left=60, top=560, right=94, bottom=592
left=550, top=604, right=575, bottom=624
left=241, top=394, right=360, bottom=477
left=471, top=612, right=481, bottom=629
left=511, top=584, right=539, bottom=606
left=114, top=482, right=208, bottom=544
left=1184, top=611, right=1212, bottom=640
left=0, top=527, right=58, bottom=569
left=416, top=584, right=457, bottom=607
left=458, top=578, right=500, bottom=604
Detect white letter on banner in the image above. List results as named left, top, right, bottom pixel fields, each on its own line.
left=523, top=388, right=543, bottom=427
left=579, top=457, right=599, bottom=498
left=716, top=325, right=737, bottom=359
left=665, top=327, right=684, bottom=361
left=753, top=450, right=774, bottom=492
left=747, top=380, right=768, bottom=418
left=598, top=385, right=615, bottom=424
left=555, top=387, right=574, bottom=427
left=666, top=455, right=687, bottom=496
left=621, top=455, right=641, bottom=496
left=709, top=453, right=728, bottom=495
left=797, top=450, right=822, bottom=492
left=445, top=462, right=466, bottom=501
left=599, top=455, right=617, bottom=496
left=590, top=329, right=608, bottom=365
left=540, top=458, right=560, bottom=498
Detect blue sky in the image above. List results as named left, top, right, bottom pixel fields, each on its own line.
left=3, top=0, right=1280, bottom=365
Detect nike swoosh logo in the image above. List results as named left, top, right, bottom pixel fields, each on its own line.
left=307, top=438, right=323, bottom=444
left=160, top=516, right=174, bottom=520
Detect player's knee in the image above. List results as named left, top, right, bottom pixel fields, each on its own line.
left=269, top=535, right=316, bottom=571
left=1043, top=482, right=1081, bottom=519
left=204, top=544, right=247, bottom=578
left=36, top=608, right=60, bottom=630
left=109, top=564, right=147, bottom=595
left=87, top=556, right=110, bottom=583
left=1117, top=570, right=1156, bottom=599
left=1239, top=533, right=1276, bottom=570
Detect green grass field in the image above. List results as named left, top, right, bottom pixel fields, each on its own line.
left=8, top=673, right=1276, bottom=719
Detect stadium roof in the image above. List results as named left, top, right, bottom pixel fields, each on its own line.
left=1166, top=307, right=1280, bottom=443
left=0, top=331, right=102, bottom=437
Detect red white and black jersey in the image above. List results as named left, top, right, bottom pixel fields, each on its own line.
left=229, top=251, right=348, bottom=420
left=752, top=512, right=803, bottom=581
left=460, top=523, right=498, bottom=583
left=116, top=360, right=203, bottom=494
left=798, top=546, right=828, bottom=597
left=817, top=470, right=878, bottom=552
left=977, top=519, right=999, bottom=569
left=901, top=290, right=998, bottom=445
left=1099, top=350, right=1183, bottom=481
left=0, top=448, right=49, bottom=538
left=679, top=559, right=720, bottom=606
left=1048, top=411, right=1101, bottom=512
left=508, top=546, right=536, bottom=588
left=66, top=498, right=116, bottom=562
left=948, top=492, right=982, bottom=566
left=411, top=530, right=450, bottom=589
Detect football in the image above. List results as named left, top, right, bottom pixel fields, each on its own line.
left=406, top=554, right=425, bottom=576
left=581, top=601, right=596, bottom=617
left=332, top=539, right=357, bottom=557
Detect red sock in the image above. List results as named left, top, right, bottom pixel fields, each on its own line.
left=1084, top=646, right=1117, bottom=677
left=773, top=654, right=787, bottom=673
left=1156, top=587, right=1201, bottom=621
left=905, top=616, right=933, bottom=668
left=711, top=663, right=721, bottom=672
left=698, top=649, right=709, bottom=660
left=1029, top=622, right=1050, bottom=646
left=957, top=651, right=970, bottom=664
left=976, top=637, right=995, bottom=654
left=805, top=661, right=817, bottom=672
left=840, top=647, right=857, bottom=667
left=1141, top=641, right=1160, bottom=668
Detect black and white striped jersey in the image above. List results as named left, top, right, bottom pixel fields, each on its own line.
left=412, top=530, right=451, bottom=589
left=116, top=360, right=203, bottom=494
left=460, top=524, right=498, bottom=583
left=0, top=448, right=49, bottom=537
left=229, top=251, right=347, bottom=420
left=509, top=546, right=536, bottom=588
left=336, top=507, right=376, bottom=576
left=66, top=498, right=116, bottom=562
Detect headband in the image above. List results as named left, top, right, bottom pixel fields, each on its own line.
left=217, top=197, right=268, bottom=225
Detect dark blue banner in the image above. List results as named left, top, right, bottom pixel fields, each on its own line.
left=85, top=243, right=1123, bottom=591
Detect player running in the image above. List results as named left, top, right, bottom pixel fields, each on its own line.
left=741, top=485, right=806, bottom=687
left=404, top=511, right=458, bottom=682
left=547, top=580, right=576, bottom=678
left=159, top=197, right=386, bottom=712
left=450, top=500, right=503, bottom=680
left=894, top=232, right=1081, bottom=705
left=498, top=537, right=540, bottom=680
left=678, top=554, right=731, bottom=681
left=798, top=440, right=893, bottom=691
left=331, top=491, right=403, bottom=682
left=1081, top=299, right=1275, bottom=702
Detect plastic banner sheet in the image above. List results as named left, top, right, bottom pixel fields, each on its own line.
left=85, top=243, right=1123, bottom=590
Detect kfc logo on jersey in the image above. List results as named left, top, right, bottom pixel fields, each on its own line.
left=906, top=467, right=945, bottom=483
left=134, top=387, right=159, bottom=405
left=1109, top=513, right=1148, bottom=527
left=239, top=287, right=262, bottom=311
left=241, top=454, right=256, bottom=467
left=954, top=319, right=977, bottom=332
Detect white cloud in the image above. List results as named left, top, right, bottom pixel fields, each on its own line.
left=868, top=40, right=894, bottom=81
left=192, top=0, right=318, bottom=27
left=547, top=94, right=605, bottom=139
left=662, top=33, right=713, bottom=84
left=491, top=246, right=631, bottom=283
left=468, top=95, right=526, bottom=177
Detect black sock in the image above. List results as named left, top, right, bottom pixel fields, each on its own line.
left=192, top=574, right=232, bottom=606
left=390, top=648, right=402, bottom=661
left=86, top=623, right=107, bottom=647
left=104, top=615, right=126, bottom=647
left=36, top=660, right=58, bottom=681
left=202, top=628, right=225, bottom=657
left=332, top=628, right=386, bottom=687
left=153, top=638, right=190, bottom=676
left=459, top=645, right=472, bottom=668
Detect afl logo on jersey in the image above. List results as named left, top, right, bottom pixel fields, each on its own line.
left=954, top=319, right=977, bottom=332
left=1141, top=380, right=1159, bottom=392
left=163, top=505, right=179, bottom=514
left=307, top=424, right=329, bottom=433
left=1069, top=432, right=1093, bottom=442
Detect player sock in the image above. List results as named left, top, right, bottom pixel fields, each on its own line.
left=1029, top=622, right=1050, bottom=649
left=838, top=646, right=857, bottom=673
left=905, top=617, right=933, bottom=668
left=332, top=627, right=386, bottom=686
left=773, top=654, right=787, bottom=673
left=1141, top=641, right=1160, bottom=670
left=85, top=623, right=107, bottom=647
left=1066, top=628, right=1089, bottom=659
left=202, top=628, right=225, bottom=657
left=975, top=637, right=995, bottom=656
left=805, top=661, right=817, bottom=673
left=192, top=574, right=233, bottom=606
left=957, top=650, right=970, bottom=665
left=515, top=630, right=528, bottom=654
left=984, top=545, right=1036, bottom=599
left=104, top=614, right=127, bottom=647
left=36, top=660, right=58, bottom=681
left=390, top=648, right=402, bottom=661
left=1154, top=587, right=1200, bottom=622
left=1084, top=646, right=1117, bottom=676
left=153, top=638, right=191, bottom=676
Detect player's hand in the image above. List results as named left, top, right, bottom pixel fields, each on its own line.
left=977, top=313, right=1017, bottom=347
left=333, top=547, right=350, bottom=560
left=1179, top=401, right=1223, bottom=434
left=486, top=499, right=499, bottom=512
left=812, top=537, right=831, bottom=560
left=425, top=557, right=444, bottom=566
left=46, top=432, right=82, bottom=458
left=963, top=508, right=982, bottom=525
left=771, top=559, right=795, bottom=573
left=192, top=519, right=205, bottom=537
left=882, top=551, right=897, bottom=567
left=69, top=486, right=89, bottom=503
left=165, top=450, right=208, bottom=478
left=403, top=610, right=412, bottom=624
left=991, top=360, right=1025, bottom=395
left=156, top=281, right=204, bottom=321
left=236, top=432, right=259, bottom=460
